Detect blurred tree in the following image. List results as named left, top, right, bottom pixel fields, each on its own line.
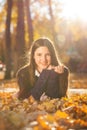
left=0, top=43, right=5, bottom=62
left=1, top=0, right=87, bottom=74
left=48, top=0, right=58, bottom=46
left=15, top=0, right=25, bottom=72
left=5, top=0, right=13, bottom=79
left=25, top=0, right=33, bottom=48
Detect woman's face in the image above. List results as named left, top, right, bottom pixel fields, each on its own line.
left=34, top=46, right=51, bottom=73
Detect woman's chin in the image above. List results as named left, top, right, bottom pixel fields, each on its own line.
left=37, top=65, right=50, bottom=72
left=39, top=67, right=47, bottom=72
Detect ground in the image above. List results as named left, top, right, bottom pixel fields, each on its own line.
left=0, top=73, right=87, bottom=130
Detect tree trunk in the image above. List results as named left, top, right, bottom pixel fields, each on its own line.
left=5, top=0, right=13, bottom=79
left=48, top=0, right=59, bottom=48
left=25, top=0, right=33, bottom=48
left=15, top=0, right=25, bottom=73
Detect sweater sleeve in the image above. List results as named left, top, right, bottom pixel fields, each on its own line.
left=58, top=67, right=69, bottom=98
left=44, top=67, right=69, bottom=99
left=16, top=70, right=24, bottom=90
left=16, top=69, right=31, bottom=99
left=30, top=69, right=51, bottom=100
left=31, top=67, right=69, bottom=100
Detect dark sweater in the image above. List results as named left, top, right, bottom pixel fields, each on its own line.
left=17, top=66, right=69, bottom=100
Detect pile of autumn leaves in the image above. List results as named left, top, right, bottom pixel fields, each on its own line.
left=0, top=90, right=87, bottom=130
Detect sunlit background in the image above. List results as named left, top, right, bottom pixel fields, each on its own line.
left=0, top=0, right=87, bottom=80
left=61, top=0, right=87, bottom=22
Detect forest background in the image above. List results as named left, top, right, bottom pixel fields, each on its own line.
left=0, top=0, right=87, bottom=79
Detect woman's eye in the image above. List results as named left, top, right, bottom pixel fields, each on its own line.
left=46, top=53, right=51, bottom=56
left=37, top=53, right=42, bottom=56
left=36, top=53, right=51, bottom=57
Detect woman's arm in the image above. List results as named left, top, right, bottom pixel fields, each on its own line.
left=31, top=66, right=69, bottom=100
left=16, top=69, right=31, bottom=99
left=44, top=66, right=69, bottom=98
left=58, top=67, right=69, bottom=97
left=30, top=69, right=51, bottom=100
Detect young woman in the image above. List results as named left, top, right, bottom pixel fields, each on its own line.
left=16, top=37, right=69, bottom=100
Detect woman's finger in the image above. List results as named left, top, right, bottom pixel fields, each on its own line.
left=54, top=65, right=64, bottom=73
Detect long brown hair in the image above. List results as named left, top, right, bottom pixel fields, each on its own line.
left=27, top=37, right=61, bottom=85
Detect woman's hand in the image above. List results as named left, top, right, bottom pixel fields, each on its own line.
left=54, top=65, right=64, bottom=74
left=47, top=64, right=64, bottom=74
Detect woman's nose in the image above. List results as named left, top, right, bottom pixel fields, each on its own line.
left=41, top=55, right=46, bottom=61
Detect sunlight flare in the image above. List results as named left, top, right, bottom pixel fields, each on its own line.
left=61, top=0, right=87, bottom=21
